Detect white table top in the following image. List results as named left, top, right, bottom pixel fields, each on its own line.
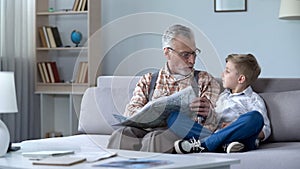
left=0, top=148, right=239, bottom=169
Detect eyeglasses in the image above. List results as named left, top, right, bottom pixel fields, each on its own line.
left=167, top=47, right=201, bottom=59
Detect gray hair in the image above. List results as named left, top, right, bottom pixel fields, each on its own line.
left=162, top=24, right=195, bottom=49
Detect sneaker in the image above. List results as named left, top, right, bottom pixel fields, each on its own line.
left=174, top=138, right=204, bottom=154
left=224, top=142, right=244, bottom=153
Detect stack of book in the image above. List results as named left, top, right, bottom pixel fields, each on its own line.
left=37, top=62, right=61, bottom=83
left=72, top=0, right=87, bottom=11
left=38, top=26, right=63, bottom=48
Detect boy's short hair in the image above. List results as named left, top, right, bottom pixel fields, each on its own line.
left=226, top=54, right=261, bottom=85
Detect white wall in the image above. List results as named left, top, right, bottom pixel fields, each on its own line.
left=100, top=0, right=300, bottom=78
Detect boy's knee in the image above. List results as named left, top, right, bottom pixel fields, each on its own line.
left=243, top=111, right=264, bottom=126
left=250, top=111, right=263, bottom=121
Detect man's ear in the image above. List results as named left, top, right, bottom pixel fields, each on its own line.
left=163, top=48, right=170, bottom=59
left=238, top=75, right=246, bottom=84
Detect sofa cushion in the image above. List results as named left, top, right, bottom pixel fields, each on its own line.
left=78, top=76, right=140, bottom=135
left=259, top=90, right=300, bottom=142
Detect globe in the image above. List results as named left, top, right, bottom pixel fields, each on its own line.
left=71, top=30, right=82, bottom=47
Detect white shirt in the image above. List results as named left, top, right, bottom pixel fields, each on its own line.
left=215, top=86, right=271, bottom=141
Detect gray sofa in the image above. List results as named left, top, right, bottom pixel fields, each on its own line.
left=78, top=76, right=300, bottom=169
left=21, top=76, right=300, bottom=169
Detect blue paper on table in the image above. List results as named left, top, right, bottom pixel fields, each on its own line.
left=93, top=159, right=173, bottom=169
left=112, top=86, right=196, bottom=129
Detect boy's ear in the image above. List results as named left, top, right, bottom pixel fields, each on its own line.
left=238, top=75, right=246, bottom=84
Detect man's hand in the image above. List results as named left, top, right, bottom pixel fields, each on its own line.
left=190, top=96, right=211, bottom=118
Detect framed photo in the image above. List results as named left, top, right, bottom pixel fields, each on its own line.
left=214, top=0, right=247, bottom=12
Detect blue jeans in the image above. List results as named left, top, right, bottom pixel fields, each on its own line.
left=167, top=111, right=264, bottom=152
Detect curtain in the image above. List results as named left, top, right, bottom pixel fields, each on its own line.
left=0, top=0, right=40, bottom=142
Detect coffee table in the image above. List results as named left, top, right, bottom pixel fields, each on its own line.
left=0, top=149, right=239, bottom=169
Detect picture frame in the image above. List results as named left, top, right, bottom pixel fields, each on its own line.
left=214, top=0, right=247, bottom=12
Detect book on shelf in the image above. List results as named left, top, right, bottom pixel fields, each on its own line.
left=46, top=27, right=56, bottom=48
left=42, top=26, right=50, bottom=48
left=49, top=62, right=61, bottom=83
left=75, top=62, right=83, bottom=83
left=75, top=61, right=88, bottom=83
left=51, top=27, right=63, bottom=47
left=37, top=62, right=61, bottom=83
left=72, top=0, right=87, bottom=11
left=47, top=63, right=55, bottom=83
left=41, top=62, right=50, bottom=83
left=37, top=63, right=46, bottom=83
left=38, top=27, right=48, bottom=48
left=82, top=62, right=88, bottom=83
left=80, top=0, right=87, bottom=11
left=39, top=26, right=63, bottom=48
left=72, top=0, right=80, bottom=11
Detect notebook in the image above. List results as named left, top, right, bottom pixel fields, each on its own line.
left=32, top=156, right=86, bottom=166
left=22, top=150, right=74, bottom=158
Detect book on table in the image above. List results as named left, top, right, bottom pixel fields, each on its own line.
left=22, top=150, right=75, bottom=158
left=94, top=158, right=172, bottom=168
left=32, top=156, right=86, bottom=166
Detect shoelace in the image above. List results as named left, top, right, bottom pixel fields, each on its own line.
left=190, top=137, right=205, bottom=152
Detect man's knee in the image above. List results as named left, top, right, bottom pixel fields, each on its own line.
left=107, top=127, right=146, bottom=150
left=141, top=129, right=179, bottom=153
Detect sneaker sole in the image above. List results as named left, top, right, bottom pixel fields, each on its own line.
left=226, top=142, right=244, bottom=153
left=174, top=140, right=188, bottom=154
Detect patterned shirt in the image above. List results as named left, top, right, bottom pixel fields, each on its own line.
left=214, top=86, right=271, bottom=141
left=124, top=64, right=221, bottom=131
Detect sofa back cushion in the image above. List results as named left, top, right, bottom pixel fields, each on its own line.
left=79, top=76, right=300, bottom=142
left=259, top=90, right=300, bottom=142
left=251, top=78, right=300, bottom=142
left=78, top=76, right=140, bottom=134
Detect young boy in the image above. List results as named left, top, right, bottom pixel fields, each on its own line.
left=168, top=54, right=271, bottom=153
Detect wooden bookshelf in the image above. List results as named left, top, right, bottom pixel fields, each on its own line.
left=34, top=0, right=101, bottom=137
left=35, top=0, right=101, bottom=94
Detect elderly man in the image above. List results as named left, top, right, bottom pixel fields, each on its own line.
left=107, top=24, right=220, bottom=153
